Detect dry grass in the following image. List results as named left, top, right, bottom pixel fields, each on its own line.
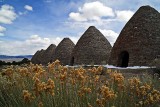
left=0, top=60, right=159, bottom=107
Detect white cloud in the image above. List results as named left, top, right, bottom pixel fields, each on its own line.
left=67, top=1, right=134, bottom=41
left=18, top=5, right=33, bottom=16
left=0, top=33, right=4, bottom=36
left=0, top=35, right=51, bottom=55
left=116, top=10, right=134, bottom=22
left=66, top=18, right=119, bottom=30
left=50, top=36, right=79, bottom=47
left=0, top=34, right=79, bottom=55
left=69, top=36, right=79, bottom=44
left=0, top=29, right=117, bottom=55
left=69, top=13, right=87, bottom=21
left=0, top=5, right=17, bottom=24
left=69, top=1, right=114, bottom=22
left=0, top=26, right=6, bottom=36
left=25, top=35, right=51, bottom=47
left=99, top=29, right=119, bottom=46
left=0, top=26, right=6, bottom=32
left=68, top=1, right=135, bottom=34
left=24, top=5, right=33, bottom=11
left=50, top=37, right=62, bottom=46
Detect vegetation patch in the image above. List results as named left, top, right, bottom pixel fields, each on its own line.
left=0, top=60, right=159, bottom=107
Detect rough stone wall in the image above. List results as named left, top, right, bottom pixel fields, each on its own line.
left=72, top=26, right=112, bottom=65
left=41, top=44, right=56, bottom=65
left=109, top=6, right=160, bottom=66
left=53, top=38, right=75, bottom=65
left=33, top=49, right=45, bottom=64
left=31, top=51, right=40, bottom=64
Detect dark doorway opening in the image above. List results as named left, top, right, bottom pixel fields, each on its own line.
left=117, top=51, right=129, bottom=67
left=70, top=57, right=74, bottom=66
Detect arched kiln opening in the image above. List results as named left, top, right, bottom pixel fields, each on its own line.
left=117, top=51, right=129, bottom=67
left=70, top=57, right=74, bottom=66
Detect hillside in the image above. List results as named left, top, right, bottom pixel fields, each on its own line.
left=0, top=55, right=33, bottom=59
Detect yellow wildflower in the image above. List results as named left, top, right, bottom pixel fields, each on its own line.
left=22, top=90, right=34, bottom=103
left=38, top=101, right=43, bottom=107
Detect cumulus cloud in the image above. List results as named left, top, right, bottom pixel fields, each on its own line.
left=116, top=10, right=134, bottom=22
left=0, top=5, right=17, bottom=24
left=69, top=1, right=114, bottom=21
left=26, top=35, right=50, bottom=46
left=99, top=29, right=119, bottom=46
left=68, top=1, right=134, bottom=25
left=0, top=35, right=79, bottom=55
left=69, top=13, right=87, bottom=21
left=0, top=35, right=51, bottom=55
left=67, top=1, right=134, bottom=42
left=24, top=5, right=33, bottom=11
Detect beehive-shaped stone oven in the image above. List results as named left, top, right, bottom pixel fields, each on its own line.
left=31, top=49, right=45, bottom=64
left=71, top=26, right=112, bottom=65
left=109, top=5, right=160, bottom=67
left=53, top=38, right=75, bottom=65
left=31, top=50, right=40, bottom=64
left=31, top=44, right=56, bottom=64
left=41, top=44, right=56, bottom=65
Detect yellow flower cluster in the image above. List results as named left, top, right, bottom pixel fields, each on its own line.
left=94, top=75, right=100, bottom=82
left=135, top=88, right=160, bottom=106
left=2, top=67, right=14, bottom=79
left=59, top=67, right=68, bottom=82
left=109, top=71, right=125, bottom=91
left=88, top=66, right=103, bottom=74
left=0, top=60, right=159, bottom=107
left=38, top=101, right=43, bottom=107
left=96, top=85, right=116, bottom=107
left=128, top=77, right=141, bottom=87
left=48, top=59, right=60, bottom=72
left=18, top=67, right=31, bottom=77
left=33, top=77, right=55, bottom=97
left=127, top=77, right=160, bottom=106
left=46, top=78, right=55, bottom=96
left=138, top=89, right=160, bottom=105
left=22, top=90, right=34, bottom=103
left=110, top=71, right=124, bottom=84
left=78, top=87, right=92, bottom=97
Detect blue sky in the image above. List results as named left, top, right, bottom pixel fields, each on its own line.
left=0, top=0, right=160, bottom=55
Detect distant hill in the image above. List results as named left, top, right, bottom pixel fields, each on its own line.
left=0, top=55, right=33, bottom=59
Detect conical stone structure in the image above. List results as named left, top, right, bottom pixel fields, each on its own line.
left=31, top=49, right=45, bottom=64
left=53, top=38, right=75, bottom=65
left=109, top=5, right=160, bottom=67
left=31, top=50, right=40, bottom=64
left=37, top=49, right=46, bottom=64
left=71, top=26, right=112, bottom=65
left=41, top=44, right=56, bottom=65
